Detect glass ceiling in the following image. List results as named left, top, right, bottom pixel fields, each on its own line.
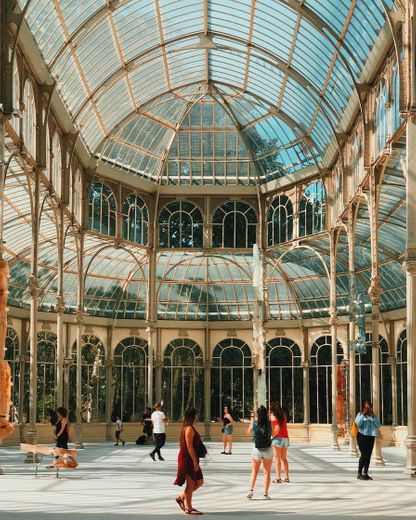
left=18, top=0, right=393, bottom=185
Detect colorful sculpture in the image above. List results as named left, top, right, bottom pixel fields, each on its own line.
left=0, top=259, right=14, bottom=443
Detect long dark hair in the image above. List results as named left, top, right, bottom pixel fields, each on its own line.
left=257, top=405, right=269, bottom=426
left=180, top=408, right=198, bottom=442
left=270, top=402, right=286, bottom=427
left=362, top=401, right=374, bottom=416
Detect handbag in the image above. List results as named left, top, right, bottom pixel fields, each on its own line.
left=350, top=421, right=359, bottom=437
left=197, top=441, right=208, bottom=458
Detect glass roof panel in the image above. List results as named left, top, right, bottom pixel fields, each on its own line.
left=19, top=0, right=391, bottom=183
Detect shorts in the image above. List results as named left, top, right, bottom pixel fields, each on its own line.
left=271, top=437, right=290, bottom=448
left=115, top=430, right=121, bottom=438
left=251, top=446, right=273, bottom=461
left=223, top=426, right=233, bottom=436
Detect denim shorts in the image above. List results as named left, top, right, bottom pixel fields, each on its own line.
left=251, top=446, right=274, bottom=461
left=223, top=425, right=234, bottom=436
left=271, top=437, right=289, bottom=448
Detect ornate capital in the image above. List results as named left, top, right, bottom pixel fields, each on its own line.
left=203, top=360, right=212, bottom=369
left=368, top=275, right=381, bottom=304
left=329, top=311, right=338, bottom=326
left=55, top=295, right=64, bottom=315
left=28, top=275, right=39, bottom=298
left=154, top=359, right=163, bottom=368
left=75, top=309, right=84, bottom=324
left=387, top=356, right=397, bottom=367
left=301, top=361, right=309, bottom=369
left=404, top=260, right=416, bottom=275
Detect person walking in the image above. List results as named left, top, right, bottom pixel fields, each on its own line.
left=174, top=408, right=204, bottom=515
left=55, top=407, right=69, bottom=449
left=246, top=405, right=273, bottom=500
left=221, top=405, right=235, bottom=455
left=270, top=402, right=290, bottom=483
left=355, top=401, right=381, bottom=480
left=150, top=403, right=168, bottom=461
left=114, top=415, right=126, bottom=446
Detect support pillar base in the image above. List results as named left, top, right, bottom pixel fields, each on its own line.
left=374, top=435, right=384, bottom=465
left=24, top=428, right=40, bottom=463
left=0, top=465, right=3, bottom=475
left=105, top=421, right=113, bottom=442
left=331, top=425, right=340, bottom=451
left=74, top=424, right=84, bottom=449
left=404, top=435, right=416, bottom=477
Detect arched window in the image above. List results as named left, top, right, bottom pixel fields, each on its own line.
left=267, top=195, right=293, bottom=246
left=266, top=338, right=303, bottom=422
left=5, top=327, right=20, bottom=422
left=70, top=335, right=106, bottom=423
left=122, top=195, right=149, bottom=245
left=11, top=58, right=20, bottom=133
left=351, top=130, right=363, bottom=192
left=71, top=167, right=82, bottom=222
left=355, top=333, right=392, bottom=425
left=36, top=331, right=57, bottom=423
left=397, top=330, right=407, bottom=426
left=159, top=201, right=203, bottom=248
left=392, top=63, right=402, bottom=134
left=299, top=181, right=326, bottom=237
left=51, top=132, right=62, bottom=198
left=212, top=201, right=257, bottom=248
left=88, top=182, right=117, bottom=236
left=211, top=338, right=253, bottom=421
left=112, top=337, right=148, bottom=422
left=309, top=336, right=343, bottom=424
left=162, top=339, right=204, bottom=422
left=375, top=80, right=388, bottom=155
left=23, top=80, right=36, bottom=157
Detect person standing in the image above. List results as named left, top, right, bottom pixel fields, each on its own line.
left=221, top=405, right=235, bottom=455
left=55, top=407, right=69, bottom=449
left=174, top=408, right=204, bottom=515
left=355, top=401, right=381, bottom=480
left=150, top=403, right=169, bottom=461
left=270, top=402, right=290, bottom=483
left=114, top=415, right=126, bottom=446
left=246, top=405, right=273, bottom=500
left=142, top=406, right=153, bottom=440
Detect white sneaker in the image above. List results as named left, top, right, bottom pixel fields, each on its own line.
left=263, top=494, right=271, bottom=500
left=246, top=490, right=254, bottom=499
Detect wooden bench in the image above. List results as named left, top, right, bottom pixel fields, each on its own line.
left=20, top=443, right=78, bottom=478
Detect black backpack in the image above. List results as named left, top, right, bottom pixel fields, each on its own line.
left=255, top=421, right=271, bottom=449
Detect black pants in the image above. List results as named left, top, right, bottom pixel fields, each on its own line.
left=357, top=432, right=375, bottom=475
left=150, top=433, right=166, bottom=458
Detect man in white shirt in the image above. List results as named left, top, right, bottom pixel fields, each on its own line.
left=149, top=403, right=169, bottom=461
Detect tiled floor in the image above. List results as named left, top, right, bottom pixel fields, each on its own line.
left=0, top=442, right=415, bottom=519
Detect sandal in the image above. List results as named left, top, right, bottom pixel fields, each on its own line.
left=185, top=508, right=203, bottom=515
left=283, top=478, right=290, bottom=483
left=272, top=478, right=282, bottom=483
left=176, top=497, right=185, bottom=512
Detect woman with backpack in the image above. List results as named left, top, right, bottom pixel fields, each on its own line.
left=270, top=402, right=290, bottom=483
left=246, top=405, right=273, bottom=500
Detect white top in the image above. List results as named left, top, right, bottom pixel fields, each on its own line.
left=115, top=419, right=122, bottom=431
left=151, top=410, right=166, bottom=434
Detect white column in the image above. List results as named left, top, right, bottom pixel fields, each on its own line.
left=26, top=170, right=40, bottom=456
left=329, top=232, right=339, bottom=450
left=55, top=208, right=65, bottom=406
left=348, top=209, right=358, bottom=457
left=404, top=108, right=416, bottom=476
left=301, top=329, right=310, bottom=430
left=74, top=310, right=84, bottom=449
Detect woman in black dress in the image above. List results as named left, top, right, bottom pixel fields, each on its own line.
left=55, top=407, right=69, bottom=449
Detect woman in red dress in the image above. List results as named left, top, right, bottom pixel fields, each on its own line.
left=174, top=408, right=204, bottom=515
